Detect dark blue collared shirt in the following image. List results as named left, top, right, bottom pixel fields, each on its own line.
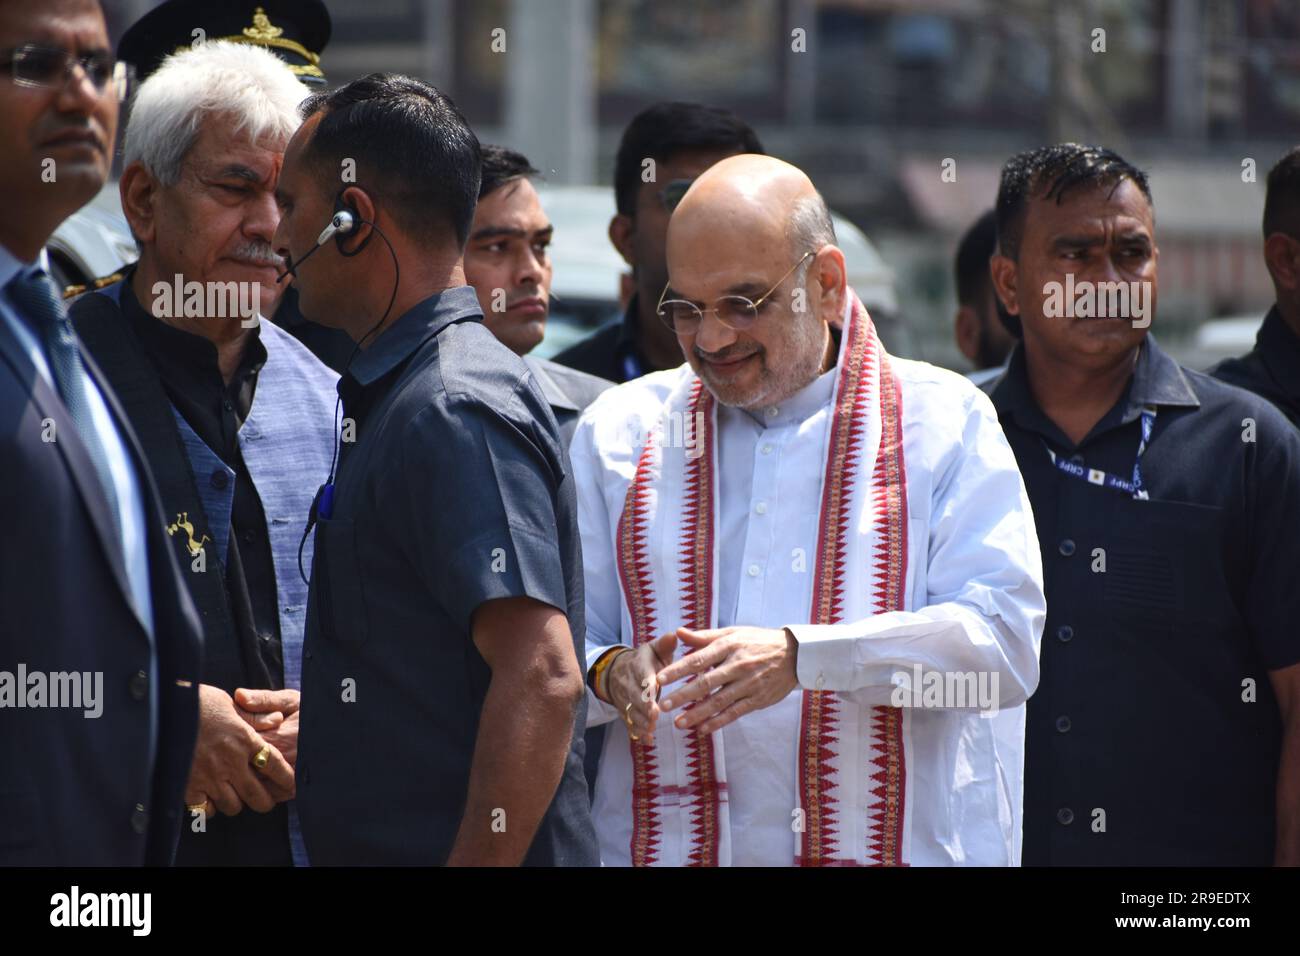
left=296, top=285, right=597, bottom=865
left=991, top=336, right=1300, bottom=866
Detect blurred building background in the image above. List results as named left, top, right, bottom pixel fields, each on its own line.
left=104, top=0, right=1300, bottom=370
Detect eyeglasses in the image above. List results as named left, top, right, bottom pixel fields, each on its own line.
left=1, top=45, right=130, bottom=100
left=657, top=251, right=815, bottom=334
left=657, top=178, right=693, bottom=212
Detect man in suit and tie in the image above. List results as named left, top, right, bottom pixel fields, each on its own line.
left=0, top=0, right=203, bottom=865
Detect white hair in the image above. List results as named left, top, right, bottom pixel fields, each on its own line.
left=122, top=41, right=306, bottom=185
left=788, top=192, right=837, bottom=257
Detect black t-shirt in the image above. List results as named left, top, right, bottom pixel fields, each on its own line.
left=1210, top=306, right=1300, bottom=429
left=991, top=336, right=1300, bottom=865
left=296, top=285, right=598, bottom=865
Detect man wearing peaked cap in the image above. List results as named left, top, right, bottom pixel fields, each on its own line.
left=118, top=0, right=331, bottom=86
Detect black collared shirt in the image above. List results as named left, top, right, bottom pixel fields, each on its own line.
left=1210, top=306, right=1300, bottom=428
left=296, top=285, right=598, bottom=866
left=121, top=278, right=283, bottom=688
left=991, top=336, right=1300, bottom=866
left=552, top=294, right=649, bottom=383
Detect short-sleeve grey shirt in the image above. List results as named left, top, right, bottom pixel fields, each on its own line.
left=296, top=285, right=597, bottom=865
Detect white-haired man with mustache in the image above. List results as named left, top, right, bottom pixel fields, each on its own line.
left=68, top=40, right=337, bottom=867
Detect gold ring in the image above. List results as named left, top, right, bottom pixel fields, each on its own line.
left=252, top=744, right=271, bottom=770
left=187, top=802, right=207, bottom=814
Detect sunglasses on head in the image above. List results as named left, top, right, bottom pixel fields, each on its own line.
left=656, top=178, right=694, bottom=212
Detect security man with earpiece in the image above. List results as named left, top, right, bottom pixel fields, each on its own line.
left=274, top=73, right=599, bottom=866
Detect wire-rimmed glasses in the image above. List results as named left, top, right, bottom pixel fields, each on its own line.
left=656, top=250, right=815, bottom=333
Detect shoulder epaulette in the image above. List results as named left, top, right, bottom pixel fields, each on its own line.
left=63, top=271, right=124, bottom=301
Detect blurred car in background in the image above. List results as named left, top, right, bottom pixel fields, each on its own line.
left=48, top=183, right=910, bottom=358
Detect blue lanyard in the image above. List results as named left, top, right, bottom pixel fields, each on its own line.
left=1044, top=405, right=1156, bottom=500
left=621, top=351, right=643, bottom=382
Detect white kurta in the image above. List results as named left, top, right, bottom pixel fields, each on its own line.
left=571, top=350, right=1045, bottom=866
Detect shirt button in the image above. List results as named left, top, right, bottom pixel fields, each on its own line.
left=211, top=470, right=229, bottom=490
left=1056, top=715, right=1072, bottom=733
left=760, top=444, right=773, bottom=455
left=755, top=502, right=768, bottom=515
left=129, top=670, right=148, bottom=701
left=223, top=399, right=234, bottom=412
left=747, top=564, right=760, bottom=577
left=304, top=649, right=313, bottom=661
left=1056, top=625, right=1074, bottom=643
left=1056, top=807, right=1074, bottom=826
left=1069, top=454, right=1085, bottom=465
left=765, top=406, right=779, bottom=419
left=1058, top=538, right=1076, bottom=557
left=131, top=804, right=149, bottom=834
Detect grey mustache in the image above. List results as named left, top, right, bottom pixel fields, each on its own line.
left=232, top=242, right=285, bottom=268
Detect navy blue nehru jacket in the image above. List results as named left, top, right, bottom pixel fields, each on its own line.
left=990, top=336, right=1300, bottom=866
left=295, top=284, right=598, bottom=866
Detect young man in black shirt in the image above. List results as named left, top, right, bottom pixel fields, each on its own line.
left=553, top=101, right=763, bottom=383
left=1211, top=147, right=1300, bottom=427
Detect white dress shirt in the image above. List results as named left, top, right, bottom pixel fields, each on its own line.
left=572, top=351, right=1045, bottom=866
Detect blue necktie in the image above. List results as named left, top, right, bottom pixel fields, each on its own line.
left=9, top=270, right=125, bottom=556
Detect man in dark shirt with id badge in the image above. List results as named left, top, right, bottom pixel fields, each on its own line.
left=987, top=143, right=1300, bottom=866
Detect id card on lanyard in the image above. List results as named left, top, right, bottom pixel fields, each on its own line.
left=1044, top=405, right=1157, bottom=500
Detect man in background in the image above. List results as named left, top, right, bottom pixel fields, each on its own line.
left=463, top=144, right=611, bottom=449
left=553, top=101, right=763, bottom=383
left=953, top=208, right=1015, bottom=388
left=1211, top=147, right=1300, bottom=427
